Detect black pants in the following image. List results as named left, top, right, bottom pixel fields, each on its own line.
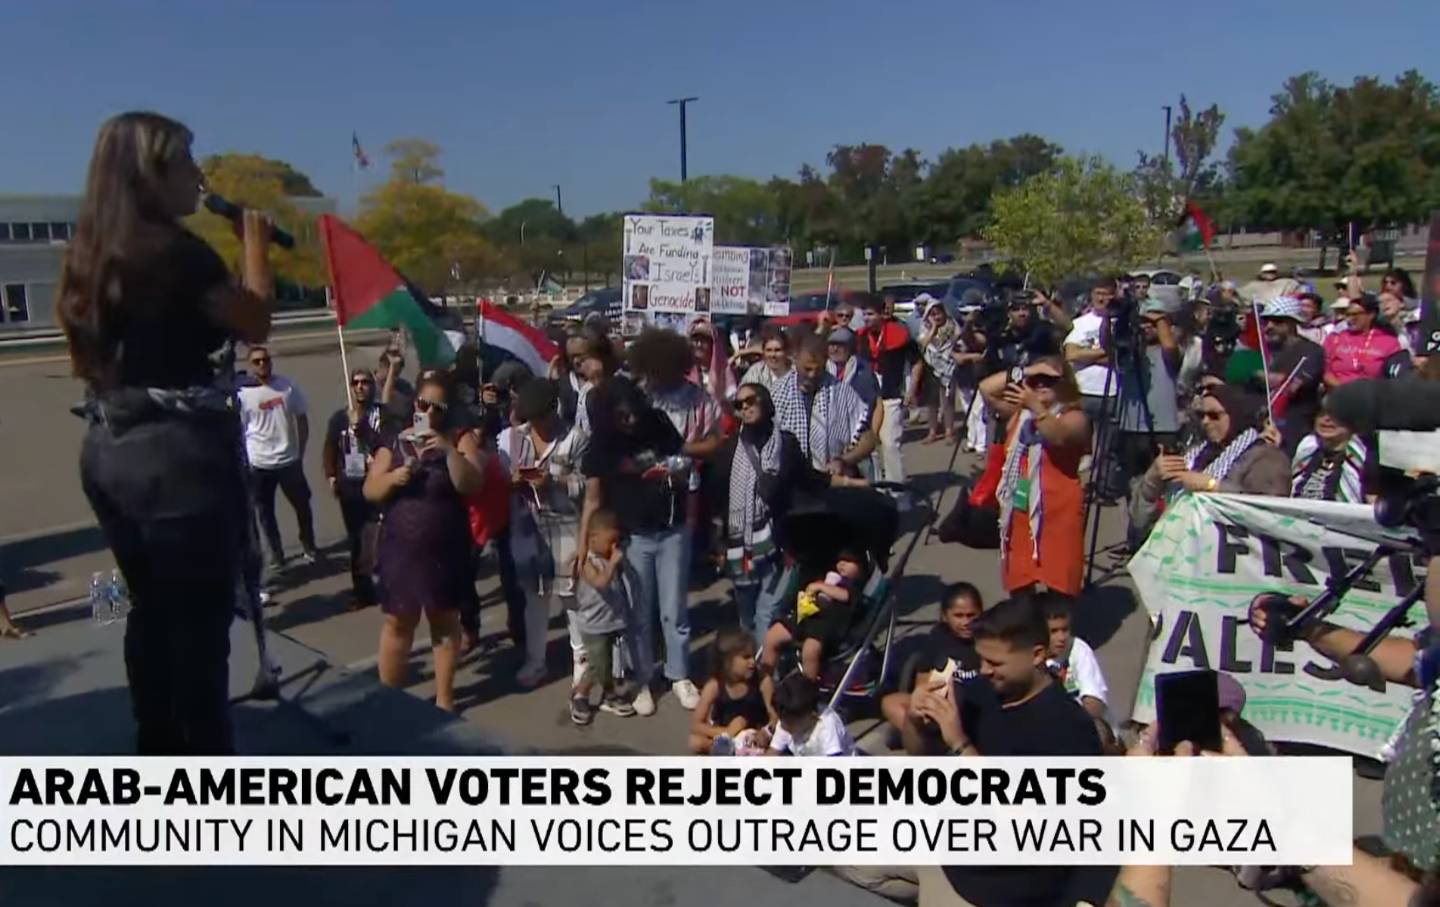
left=336, top=483, right=377, bottom=606
left=81, top=416, right=246, bottom=755
left=251, top=461, right=315, bottom=563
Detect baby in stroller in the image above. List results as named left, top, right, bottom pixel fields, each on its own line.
left=761, top=547, right=870, bottom=681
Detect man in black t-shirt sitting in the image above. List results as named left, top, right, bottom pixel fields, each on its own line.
left=907, top=596, right=1106, bottom=907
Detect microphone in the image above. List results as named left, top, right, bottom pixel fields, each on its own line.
left=202, top=192, right=295, bottom=249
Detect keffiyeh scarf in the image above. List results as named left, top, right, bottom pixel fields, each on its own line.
left=725, top=426, right=782, bottom=579
left=773, top=370, right=868, bottom=470
left=922, top=322, right=959, bottom=387
left=997, top=409, right=1052, bottom=561
left=1181, top=428, right=1260, bottom=494
left=1290, top=434, right=1366, bottom=502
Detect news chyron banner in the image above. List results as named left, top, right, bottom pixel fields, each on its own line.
left=1130, top=493, right=1425, bottom=758
left=1, top=757, right=1349, bottom=866
left=712, top=246, right=792, bottom=317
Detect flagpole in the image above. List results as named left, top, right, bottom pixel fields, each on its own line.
left=1251, top=296, right=1275, bottom=428
left=823, top=247, right=836, bottom=309
left=320, top=220, right=355, bottom=416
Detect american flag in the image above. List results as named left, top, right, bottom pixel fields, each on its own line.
left=352, top=132, right=370, bottom=170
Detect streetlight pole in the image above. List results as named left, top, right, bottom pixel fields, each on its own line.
left=553, top=184, right=564, bottom=218
left=667, top=96, right=698, bottom=183
left=1162, top=105, right=1173, bottom=166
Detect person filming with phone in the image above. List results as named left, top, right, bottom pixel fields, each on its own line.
left=364, top=373, right=488, bottom=712
left=57, top=112, right=275, bottom=754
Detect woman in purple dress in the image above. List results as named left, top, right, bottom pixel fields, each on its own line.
left=364, top=373, right=489, bottom=711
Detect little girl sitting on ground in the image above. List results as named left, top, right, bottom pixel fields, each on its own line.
left=689, top=627, right=775, bottom=755
left=762, top=548, right=868, bottom=680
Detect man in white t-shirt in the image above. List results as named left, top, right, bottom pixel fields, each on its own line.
left=1065, top=280, right=1118, bottom=490
left=239, top=346, right=317, bottom=570
left=1042, top=599, right=1108, bottom=721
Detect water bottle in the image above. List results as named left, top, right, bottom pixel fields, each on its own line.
left=108, top=568, right=131, bottom=622
left=89, top=572, right=110, bottom=625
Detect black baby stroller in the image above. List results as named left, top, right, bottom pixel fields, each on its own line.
left=773, top=484, right=902, bottom=713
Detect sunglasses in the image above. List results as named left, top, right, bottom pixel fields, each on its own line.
left=352, top=378, right=373, bottom=386
left=250, top=357, right=271, bottom=365
left=1022, top=374, right=1060, bottom=390
left=732, top=395, right=760, bottom=412
left=415, top=399, right=449, bottom=413
left=1200, top=410, right=1226, bottom=421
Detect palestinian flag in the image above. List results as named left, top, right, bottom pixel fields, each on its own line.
left=1179, top=201, right=1215, bottom=252
left=475, top=298, right=558, bottom=376
left=1221, top=307, right=1265, bottom=385
left=319, top=214, right=456, bottom=366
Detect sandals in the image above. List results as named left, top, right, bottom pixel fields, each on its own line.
left=0, top=621, right=32, bottom=640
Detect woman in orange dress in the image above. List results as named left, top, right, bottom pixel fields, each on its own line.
left=979, top=353, right=1090, bottom=598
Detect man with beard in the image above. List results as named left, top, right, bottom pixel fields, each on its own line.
left=1254, top=297, right=1324, bottom=454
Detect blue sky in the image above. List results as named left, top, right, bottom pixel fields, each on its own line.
left=3, top=0, right=1437, bottom=218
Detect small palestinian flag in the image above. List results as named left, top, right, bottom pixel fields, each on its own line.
left=1179, top=201, right=1215, bottom=252
left=319, top=214, right=456, bottom=367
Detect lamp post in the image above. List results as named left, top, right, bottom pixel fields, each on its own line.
left=666, top=97, right=698, bottom=183
left=553, top=184, right=564, bottom=218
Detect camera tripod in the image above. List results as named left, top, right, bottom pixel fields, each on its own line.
left=1081, top=325, right=1162, bottom=589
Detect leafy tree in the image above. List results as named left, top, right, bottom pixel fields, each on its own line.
left=915, top=135, right=1063, bottom=245
left=384, top=138, right=445, bottom=185
left=356, top=141, right=497, bottom=291
left=485, top=198, right=576, bottom=246
left=1227, top=71, right=1440, bottom=233
left=1134, top=96, right=1225, bottom=225
left=823, top=144, right=925, bottom=257
left=187, top=153, right=327, bottom=288
left=643, top=175, right=780, bottom=245
left=984, top=156, right=1163, bottom=287
left=575, top=212, right=624, bottom=285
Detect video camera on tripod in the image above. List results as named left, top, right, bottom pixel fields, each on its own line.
left=1251, top=376, right=1440, bottom=688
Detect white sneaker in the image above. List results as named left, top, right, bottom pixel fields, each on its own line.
left=571, top=653, right=589, bottom=688
left=672, top=679, right=701, bottom=710
left=632, top=685, right=656, bottom=717
left=516, top=663, right=546, bottom=689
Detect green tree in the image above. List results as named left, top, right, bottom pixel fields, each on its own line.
left=1134, top=96, right=1226, bottom=226
left=575, top=212, right=624, bottom=286
left=643, top=175, right=780, bottom=245
left=188, top=153, right=327, bottom=289
left=1227, top=71, right=1440, bottom=233
left=356, top=141, right=497, bottom=291
left=823, top=144, right=925, bottom=257
left=915, top=135, right=1063, bottom=246
left=485, top=197, right=576, bottom=247
left=984, top=156, right=1163, bottom=287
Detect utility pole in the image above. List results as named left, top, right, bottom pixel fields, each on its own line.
left=667, top=97, right=699, bottom=183
left=553, top=184, right=564, bottom=218
left=1162, top=104, right=1173, bottom=166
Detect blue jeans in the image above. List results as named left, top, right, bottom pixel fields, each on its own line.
left=624, top=527, right=692, bottom=683
left=733, top=559, right=792, bottom=645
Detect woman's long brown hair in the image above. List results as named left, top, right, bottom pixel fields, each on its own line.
left=57, top=112, right=194, bottom=387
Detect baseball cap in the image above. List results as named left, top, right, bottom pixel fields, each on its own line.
left=1260, top=297, right=1306, bottom=322
left=828, top=326, right=856, bottom=346
left=1259, top=262, right=1279, bottom=275
left=1330, top=296, right=1351, bottom=310
left=1140, top=298, right=1167, bottom=316
left=1296, top=283, right=1321, bottom=300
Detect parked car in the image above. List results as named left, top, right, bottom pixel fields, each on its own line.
left=880, top=281, right=949, bottom=319
left=547, top=287, right=622, bottom=329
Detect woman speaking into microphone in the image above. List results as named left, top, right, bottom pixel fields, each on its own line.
left=57, top=112, right=275, bottom=754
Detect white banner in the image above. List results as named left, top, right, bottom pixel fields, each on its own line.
left=1129, top=493, right=1425, bottom=757
left=0, top=757, right=1351, bottom=866
left=711, top=246, right=752, bottom=315
left=710, top=246, right=793, bottom=316
left=622, top=214, right=715, bottom=315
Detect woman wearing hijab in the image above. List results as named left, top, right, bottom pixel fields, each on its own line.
left=1290, top=411, right=1375, bottom=503
left=907, top=296, right=960, bottom=444
left=710, top=383, right=828, bottom=642
left=979, top=352, right=1091, bottom=598
left=1131, top=384, right=1291, bottom=544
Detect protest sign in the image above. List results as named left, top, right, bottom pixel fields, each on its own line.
left=622, top=214, right=714, bottom=315
left=1129, top=493, right=1425, bottom=758
left=1420, top=209, right=1440, bottom=355
left=711, top=246, right=793, bottom=316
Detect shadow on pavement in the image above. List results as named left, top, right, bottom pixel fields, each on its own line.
left=4, top=525, right=108, bottom=593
